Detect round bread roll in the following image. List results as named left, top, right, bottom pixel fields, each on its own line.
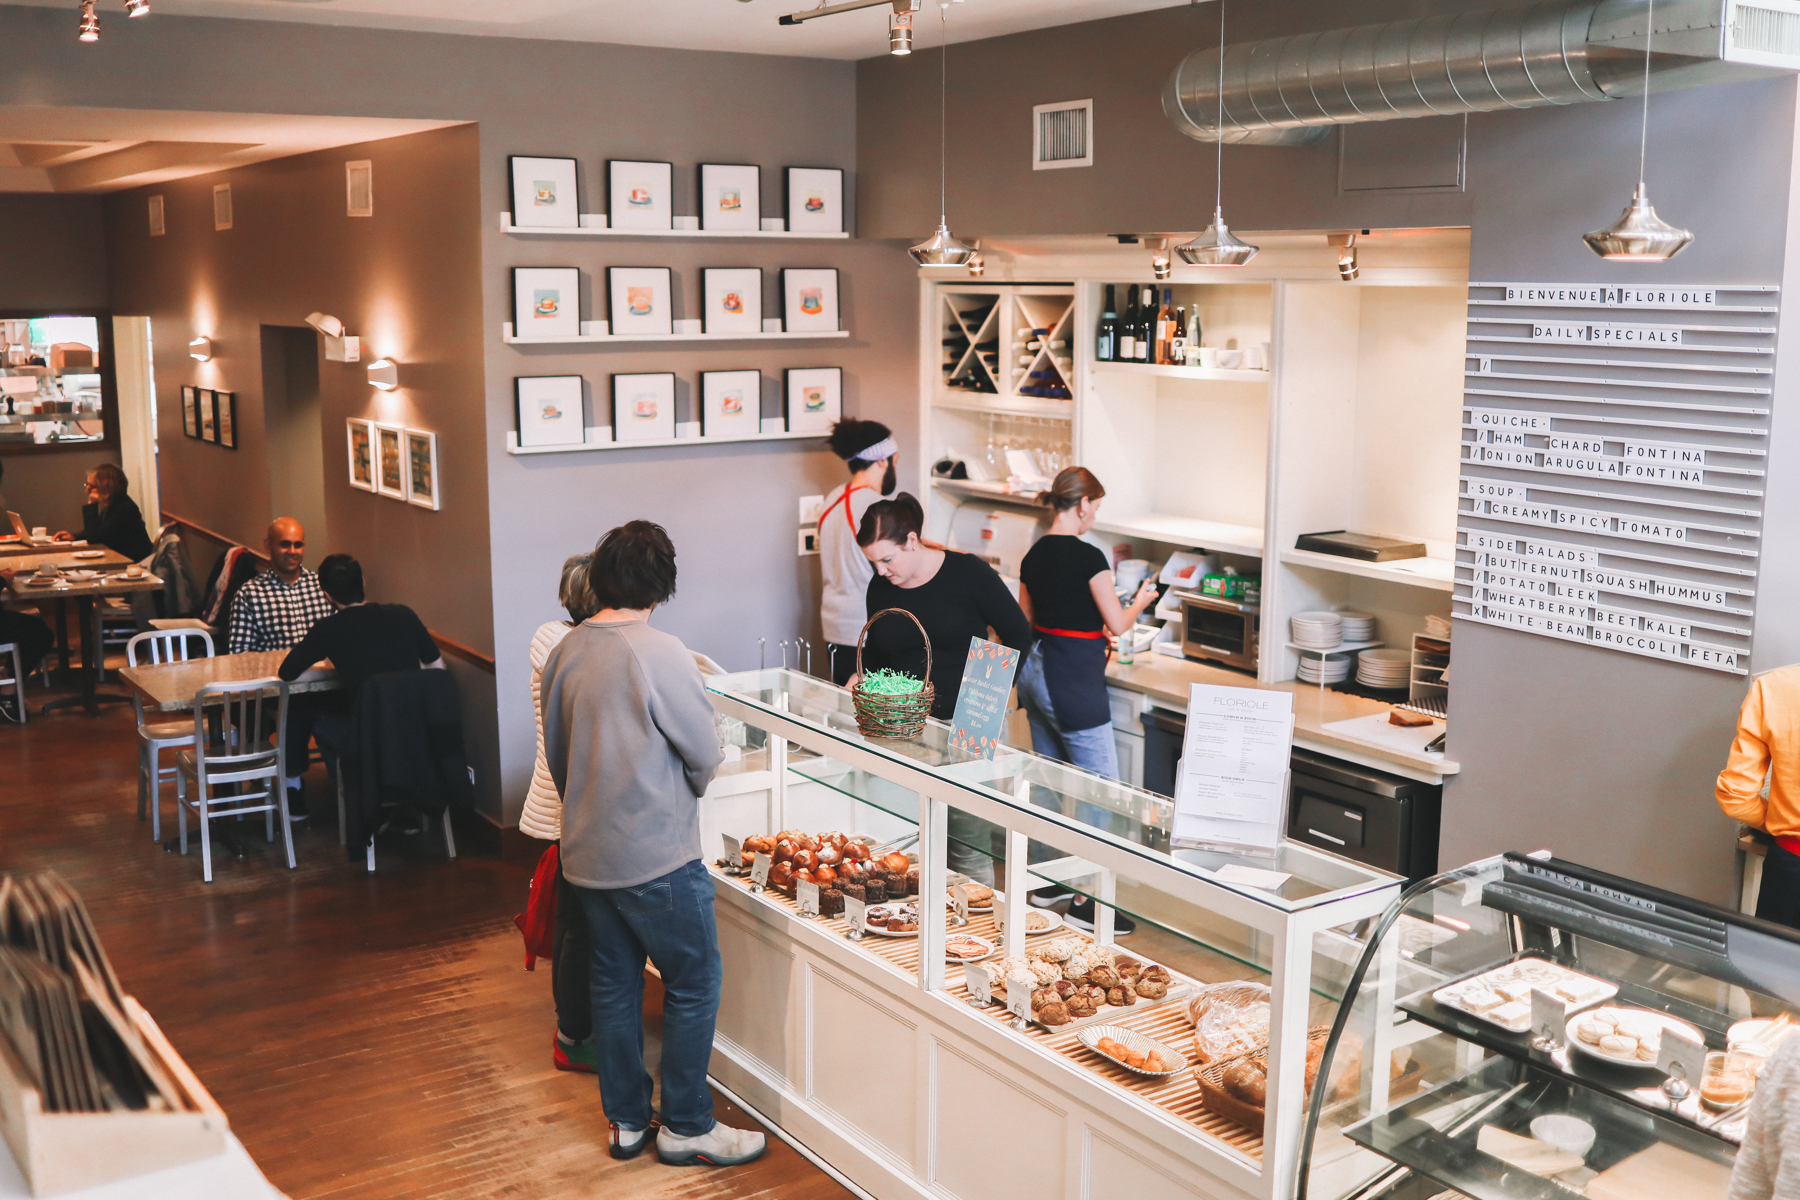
left=816, top=845, right=842, bottom=867
left=1223, top=1061, right=1268, bottom=1106
left=1032, top=940, right=1076, bottom=964
left=1054, top=980, right=1075, bottom=999
left=1065, top=993, right=1096, bottom=1018
left=1599, top=1034, right=1638, bottom=1056
left=1038, top=1000, right=1071, bottom=1026
left=1106, top=985, right=1135, bottom=1007
left=1088, top=965, right=1122, bottom=989
left=1141, top=965, right=1171, bottom=984
left=1134, top=979, right=1169, bottom=1000
left=1081, top=985, right=1108, bottom=1006
left=1030, top=961, right=1063, bottom=987
left=1031, top=988, right=1057, bottom=1012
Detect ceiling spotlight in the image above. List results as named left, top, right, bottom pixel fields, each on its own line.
left=78, top=0, right=98, bottom=41
left=188, top=337, right=210, bottom=361
left=965, top=240, right=985, bottom=276
left=888, top=9, right=913, bottom=53
left=1329, top=232, right=1359, bottom=280
left=366, top=359, right=398, bottom=391
left=1148, top=237, right=1172, bottom=280
left=125, top=0, right=149, bottom=15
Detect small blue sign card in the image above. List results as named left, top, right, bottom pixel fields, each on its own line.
left=949, top=637, right=1021, bottom=759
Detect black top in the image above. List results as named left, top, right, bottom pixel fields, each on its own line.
left=278, top=603, right=441, bottom=700
left=862, top=551, right=1030, bottom=720
left=83, top=494, right=153, bottom=561
left=1019, top=535, right=1109, bottom=633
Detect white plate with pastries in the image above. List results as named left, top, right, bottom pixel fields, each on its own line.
left=1430, top=958, right=1617, bottom=1034
left=863, top=904, right=921, bottom=938
left=1565, top=1006, right=1703, bottom=1069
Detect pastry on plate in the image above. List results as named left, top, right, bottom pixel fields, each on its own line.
left=1599, top=1034, right=1639, bottom=1057
left=1134, top=979, right=1168, bottom=1000
left=1065, top=992, right=1096, bottom=1018
left=1106, top=985, right=1135, bottom=1007
left=1038, top=1000, right=1071, bottom=1026
left=1490, top=1000, right=1531, bottom=1029
left=1088, top=965, right=1122, bottom=989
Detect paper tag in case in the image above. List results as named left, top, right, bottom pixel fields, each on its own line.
left=722, top=833, right=742, bottom=869
left=843, top=894, right=866, bottom=934
left=796, top=880, right=820, bottom=918
left=1659, top=1025, right=1707, bottom=1088
left=968, top=964, right=992, bottom=1005
left=1530, top=988, right=1567, bottom=1044
left=1006, top=969, right=1035, bottom=1021
left=951, top=883, right=969, bottom=925
left=750, top=852, right=771, bottom=888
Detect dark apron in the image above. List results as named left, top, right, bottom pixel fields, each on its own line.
left=1034, top=626, right=1110, bottom=733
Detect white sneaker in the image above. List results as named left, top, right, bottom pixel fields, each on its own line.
left=656, top=1121, right=767, bottom=1166
left=609, top=1122, right=654, bottom=1161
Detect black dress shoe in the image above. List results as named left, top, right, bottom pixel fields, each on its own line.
left=1027, top=886, right=1072, bottom=907
left=1065, top=896, right=1135, bottom=934
left=285, top=788, right=308, bottom=821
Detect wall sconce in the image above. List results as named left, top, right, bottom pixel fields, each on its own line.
left=188, top=337, right=211, bottom=361
left=304, top=311, right=360, bottom=362
left=366, top=359, right=398, bottom=391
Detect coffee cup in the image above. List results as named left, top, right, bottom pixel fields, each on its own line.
left=1197, top=347, right=1220, bottom=369
left=29, top=527, right=46, bottom=539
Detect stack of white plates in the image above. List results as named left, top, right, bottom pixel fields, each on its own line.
left=1291, top=611, right=1344, bottom=649
left=1297, top=656, right=1352, bottom=684
left=1357, top=649, right=1411, bottom=690
left=1338, top=611, right=1376, bottom=642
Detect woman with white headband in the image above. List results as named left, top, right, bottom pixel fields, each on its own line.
left=819, top=419, right=898, bottom=684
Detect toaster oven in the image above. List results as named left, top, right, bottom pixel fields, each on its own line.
left=1176, top=590, right=1260, bottom=672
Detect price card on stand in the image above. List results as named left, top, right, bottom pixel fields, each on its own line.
left=951, top=883, right=969, bottom=926
left=1659, top=1026, right=1707, bottom=1092
left=843, top=893, right=866, bottom=939
left=796, top=880, right=820, bottom=918
left=749, top=852, right=771, bottom=891
left=1530, top=989, right=1567, bottom=1050
left=722, top=833, right=743, bottom=871
left=967, top=964, right=992, bottom=1006
left=947, top=638, right=1022, bottom=759
left=1006, top=969, right=1035, bottom=1023
left=1171, top=683, right=1294, bottom=858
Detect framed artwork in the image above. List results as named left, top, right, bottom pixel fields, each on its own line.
left=611, top=373, right=676, bottom=443
left=346, top=418, right=375, bottom=490
left=607, top=266, right=673, bottom=337
left=699, top=163, right=760, bottom=232
left=512, top=266, right=581, bottom=340
left=701, top=370, right=761, bottom=439
left=509, top=155, right=580, bottom=229
left=702, top=268, right=762, bottom=335
left=216, top=391, right=236, bottom=449
left=198, top=389, right=217, bottom=442
left=782, top=268, right=840, bottom=333
left=375, top=422, right=408, bottom=500
left=784, top=367, right=842, bottom=434
left=181, top=386, right=197, bottom=438
left=786, top=167, right=845, bottom=234
left=405, top=429, right=440, bottom=510
left=515, top=375, right=586, bottom=448
left=608, top=160, right=672, bottom=231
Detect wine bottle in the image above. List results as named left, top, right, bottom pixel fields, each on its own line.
left=1135, top=286, right=1153, bottom=362
left=1170, top=305, right=1189, bottom=365
left=1118, top=286, right=1138, bottom=362
left=1155, top=288, right=1175, bottom=364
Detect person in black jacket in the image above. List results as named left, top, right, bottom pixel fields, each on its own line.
left=52, top=462, right=153, bottom=561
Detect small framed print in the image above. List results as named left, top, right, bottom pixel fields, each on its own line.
left=216, top=391, right=236, bottom=449
left=699, top=163, right=760, bottom=232
left=782, top=268, right=840, bottom=333
left=405, top=428, right=440, bottom=510
left=784, top=367, right=842, bottom=434
left=181, top=386, right=198, bottom=438
left=701, top=370, right=761, bottom=439
left=347, top=418, right=375, bottom=490
left=513, top=266, right=581, bottom=340
left=611, top=372, right=676, bottom=442
left=609, top=160, right=672, bottom=231
left=198, top=389, right=217, bottom=442
left=510, top=155, right=580, bottom=229
left=515, top=375, right=586, bottom=448
left=375, top=423, right=408, bottom=499
left=608, top=266, right=673, bottom=337
left=702, top=268, right=762, bottom=335
left=786, top=167, right=844, bottom=234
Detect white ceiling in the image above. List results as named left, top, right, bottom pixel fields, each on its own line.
left=3, top=0, right=1184, bottom=59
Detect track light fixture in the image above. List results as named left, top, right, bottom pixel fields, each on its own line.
left=125, top=0, right=149, bottom=15
left=1582, top=0, right=1690, bottom=260
left=1329, top=233, right=1359, bottom=281
left=78, top=0, right=98, bottom=42
left=965, top=241, right=985, bottom=276
left=1148, top=237, right=1173, bottom=280
left=1176, top=0, right=1258, bottom=268
left=888, top=9, right=913, bottom=53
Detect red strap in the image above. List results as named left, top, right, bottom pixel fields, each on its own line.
left=1778, top=835, right=1800, bottom=858
left=821, top=485, right=876, bottom=535
left=1033, top=624, right=1106, bottom=640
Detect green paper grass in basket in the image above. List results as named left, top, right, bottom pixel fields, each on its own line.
left=861, top=668, right=924, bottom=695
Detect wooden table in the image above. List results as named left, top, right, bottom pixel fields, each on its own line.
left=120, top=650, right=339, bottom=712
left=8, top=566, right=165, bottom=716
left=1, top=546, right=130, bottom=572
left=0, top=539, right=102, bottom=559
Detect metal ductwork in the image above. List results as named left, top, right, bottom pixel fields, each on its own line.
left=1164, top=0, right=1800, bottom=146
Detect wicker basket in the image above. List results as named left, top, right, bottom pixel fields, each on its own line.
left=852, top=608, right=934, bottom=739
left=1195, top=1026, right=1342, bottom=1136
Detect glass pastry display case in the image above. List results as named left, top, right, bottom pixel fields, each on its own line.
left=1300, top=852, right=1800, bottom=1200
left=701, top=668, right=1404, bottom=1200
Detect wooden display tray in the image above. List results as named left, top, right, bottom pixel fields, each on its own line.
left=0, top=996, right=228, bottom=1196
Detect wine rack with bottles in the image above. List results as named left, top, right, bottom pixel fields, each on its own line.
left=935, top=286, right=1076, bottom=410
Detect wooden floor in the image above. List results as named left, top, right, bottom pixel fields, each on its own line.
left=0, top=675, right=849, bottom=1200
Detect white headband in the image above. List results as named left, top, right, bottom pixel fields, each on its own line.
left=851, top=436, right=897, bottom=463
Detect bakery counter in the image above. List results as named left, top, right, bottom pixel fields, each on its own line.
left=1105, top=655, right=1460, bottom=785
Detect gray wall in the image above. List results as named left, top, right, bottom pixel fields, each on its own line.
left=855, top=1, right=1798, bottom=904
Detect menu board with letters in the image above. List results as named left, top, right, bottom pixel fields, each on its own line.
left=1456, top=282, right=1774, bottom=674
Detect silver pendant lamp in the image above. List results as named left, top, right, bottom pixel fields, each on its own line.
left=1177, top=0, right=1258, bottom=267
left=909, top=4, right=976, bottom=267
left=1582, top=0, right=1692, bottom=261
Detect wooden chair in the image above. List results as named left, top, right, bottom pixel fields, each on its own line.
left=126, top=629, right=215, bottom=842
left=175, top=677, right=293, bottom=883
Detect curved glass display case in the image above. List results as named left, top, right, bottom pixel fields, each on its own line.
left=1300, top=851, right=1800, bottom=1200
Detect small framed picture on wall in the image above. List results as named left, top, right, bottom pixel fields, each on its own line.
left=611, top=372, right=676, bottom=443
left=215, top=391, right=236, bottom=449
left=699, top=163, right=760, bottom=231
left=608, top=160, right=673, bottom=231
left=786, top=167, right=845, bottom=234
left=784, top=367, right=842, bottom=434
left=607, top=267, right=673, bottom=337
left=515, top=375, right=587, bottom=448
left=347, top=418, right=375, bottom=490
left=181, top=386, right=198, bottom=438
left=702, top=268, right=762, bottom=335
left=198, top=389, right=217, bottom=443
left=700, top=370, right=760, bottom=440
left=509, top=155, right=580, bottom=229
left=512, top=266, right=581, bottom=340
left=374, top=422, right=408, bottom=500
left=405, top=429, right=440, bottom=510
left=781, top=268, right=840, bottom=333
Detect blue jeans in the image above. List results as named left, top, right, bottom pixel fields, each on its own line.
left=574, top=859, right=722, bottom=1137
left=1016, top=646, right=1121, bottom=863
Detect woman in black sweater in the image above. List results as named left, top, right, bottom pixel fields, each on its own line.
left=855, top=494, right=1030, bottom=883
left=54, top=462, right=153, bottom=561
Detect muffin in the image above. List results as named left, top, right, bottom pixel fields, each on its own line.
left=844, top=883, right=866, bottom=903
left=864, top=879, right=888, bottom=904
left=820, top=888, right=844, bottom=917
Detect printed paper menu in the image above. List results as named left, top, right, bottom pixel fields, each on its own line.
left=1171, top=683, right=1294, bottom=858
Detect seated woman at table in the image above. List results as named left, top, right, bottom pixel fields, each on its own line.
left=0, top=568, right=54, bottom=683
left=53, top=463, right=152, bottom=561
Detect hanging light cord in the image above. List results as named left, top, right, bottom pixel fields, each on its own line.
left=1214, top=0, right=1225, bottom=213
left=939, top=4, right=949, bottom=223
left=1638, top=0, right=1653, bottom=186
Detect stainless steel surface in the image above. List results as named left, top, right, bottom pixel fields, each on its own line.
left=1178, top=591, right=1260, bottom=673
left=909, top=219, right=978, bottom=267
left=1162, top=0, right=1791, bottom=145
left=1174, top=208, right=1260, bottom=267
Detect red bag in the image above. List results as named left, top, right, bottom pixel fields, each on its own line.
left=513, top=843, right=559, bottom=970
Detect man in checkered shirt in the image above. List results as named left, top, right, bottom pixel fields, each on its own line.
left=229, top=517, right=334, bottom=817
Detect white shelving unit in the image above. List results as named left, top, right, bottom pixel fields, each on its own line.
left=1092, top=512, right=1265, bottom=559
left=1092, top=361, right=1271, bottom=384
left=501, top=323, right=849, bottom=346
left=499, top=213, right=849, bottom=239
left=1279, top=549, right=1456, bottom=592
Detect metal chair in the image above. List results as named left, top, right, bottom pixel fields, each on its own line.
left=0, top=642, right=24, bottom=724
left=175, top=677, right=294, bottom=883
left=333, top=755, right=457, bottom=871
left=126, top=629, right=215, bottom=842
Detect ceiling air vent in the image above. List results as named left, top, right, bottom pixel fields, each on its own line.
left=1730, top=0, right=1800, bottom=66
left=346, top=160, right=373, bottom=217
left=1033, top=99, right=1092, bottom=170
left=212, top=183, right=232, bottom=231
